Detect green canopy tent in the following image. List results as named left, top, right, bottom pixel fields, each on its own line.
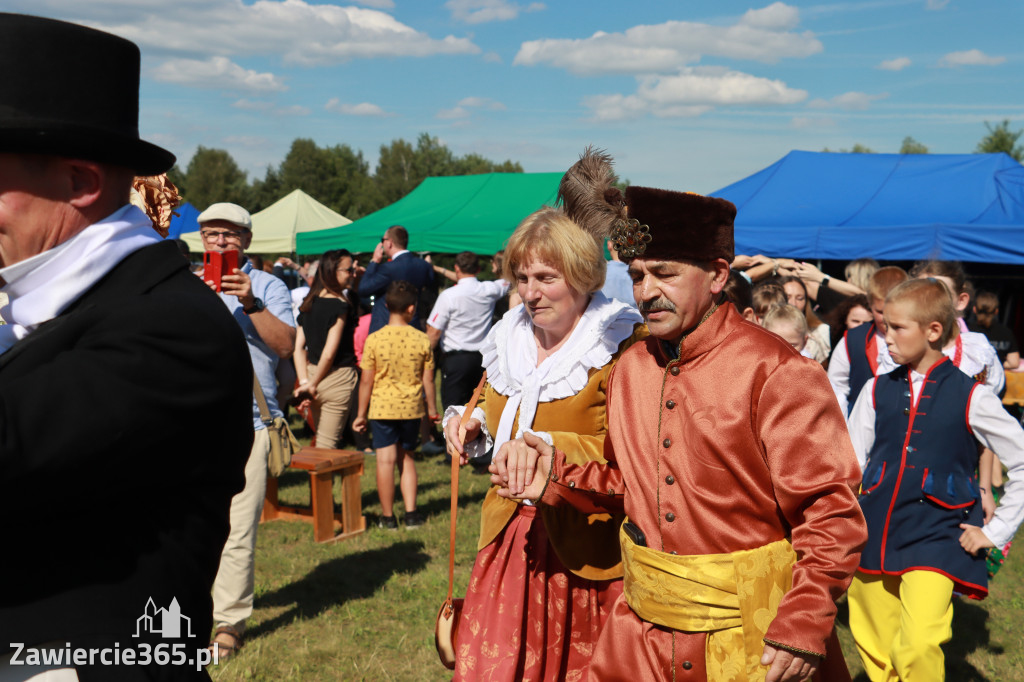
left=182, top=189, right=351, bottom=254
left=296, top=172, right=563, bottom=255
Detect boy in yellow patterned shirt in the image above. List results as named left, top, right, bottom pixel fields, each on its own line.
left=354, top=281, right=438, bottom=529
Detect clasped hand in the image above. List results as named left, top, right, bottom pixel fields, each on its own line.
left=490, top=432, right=552, bottom=501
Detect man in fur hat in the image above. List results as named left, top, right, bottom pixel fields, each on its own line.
left=493, top=186, right=867, bottom=681
left=0, top=13, right=251, bottom=681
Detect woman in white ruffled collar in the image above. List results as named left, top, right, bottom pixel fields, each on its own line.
left=443, top=155, right=646, bottom=681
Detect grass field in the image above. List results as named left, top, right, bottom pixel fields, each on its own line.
left=209, top=425, right=1024, bottom=681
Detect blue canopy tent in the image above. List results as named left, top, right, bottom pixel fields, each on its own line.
left=167, top=201, right=200, bottom=239
left=711, top=151, right=1024, bottom=264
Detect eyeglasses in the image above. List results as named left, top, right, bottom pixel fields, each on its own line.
left=201, top=229, right=246, bottom=242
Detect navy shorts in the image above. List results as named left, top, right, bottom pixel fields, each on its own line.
left=369, top=418, right=420, bottom=450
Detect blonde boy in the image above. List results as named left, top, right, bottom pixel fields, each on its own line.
left=846, top=279, right=1024, bottom=681
left=353, top=280, right=438, bottom=530
left=828, top=266, right=908, bottom=414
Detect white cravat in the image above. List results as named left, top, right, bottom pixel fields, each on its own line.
left=0, top=205, right=158, bottom=354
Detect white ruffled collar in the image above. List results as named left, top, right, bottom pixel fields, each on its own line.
left=481, top=291, right=642, bottom=454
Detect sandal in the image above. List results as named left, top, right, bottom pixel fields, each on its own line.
left=208, top=625, right=243, bottom=662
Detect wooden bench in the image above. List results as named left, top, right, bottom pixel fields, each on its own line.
left=261, top=447, right=366, bottom=543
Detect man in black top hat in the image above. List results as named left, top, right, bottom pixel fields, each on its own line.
left=0, top=13, right=252, bottom=681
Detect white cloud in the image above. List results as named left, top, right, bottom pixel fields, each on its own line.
left=151, top=57, right=287, bottom=93
left=457, top=97, right=506, bottom=110
left=355, top=0, right=395, bottom=8
left=878, top=57, right=911, bottom=71
left=232, top=99, right=275, bottom=111
left=21, top=0, right=479, bottom=66
left=514, top=3, right=822, bottom=76
left=584, top=67, right=807, bottom=121
left=808, top=91, right=888, bottom=110
left=926, top=0, right=950, bottom=9
left=446, top=0, right=545, bottom=24
left=324, top=98, right=392, bottom=117
left=438, top=106, right=471, bottom=120
left=483, top=52, right=503, bottom=63
left=740, top=2, right=800, bottom=30
left=437, top=96, right=506, bottom=120
left=939, top=49, right=1005, bottom=67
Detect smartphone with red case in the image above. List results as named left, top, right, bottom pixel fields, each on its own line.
left=202, top=250, right=240, bottom=292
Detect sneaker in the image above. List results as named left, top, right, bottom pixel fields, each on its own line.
left=404, top=510, right=426, bottom=529
left=377, top=515, right=398, bottom=530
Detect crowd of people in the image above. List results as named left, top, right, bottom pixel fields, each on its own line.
left=6, top=12, right=1024, bottom=682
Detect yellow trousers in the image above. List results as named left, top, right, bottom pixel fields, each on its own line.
left=848, top=570, right=954, bottom=682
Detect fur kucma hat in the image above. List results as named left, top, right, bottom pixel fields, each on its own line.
left=613, top=186, right=736, bottom=263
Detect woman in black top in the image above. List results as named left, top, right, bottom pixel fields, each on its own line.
left=293, top=249, right=360, bottom=448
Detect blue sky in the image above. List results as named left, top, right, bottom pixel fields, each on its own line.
left=20, top=0, right=1024, bottom=195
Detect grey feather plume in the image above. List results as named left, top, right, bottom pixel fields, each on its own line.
left=557, top=146, right=625, bottom=242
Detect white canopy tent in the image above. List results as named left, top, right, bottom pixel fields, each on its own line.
left=183, top=189, right=351, bottom=254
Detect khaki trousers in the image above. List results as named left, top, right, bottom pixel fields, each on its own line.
left=212, top=427, right=269, bottom=632
left=308, top=364, right=358, bottom=450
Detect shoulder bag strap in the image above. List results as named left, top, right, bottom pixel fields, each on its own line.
left=253, top=373, right=273, bottom=427
left=447, top=373, right=487, bottom=603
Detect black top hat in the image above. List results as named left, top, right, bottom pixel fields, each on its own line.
left=0, top=13, right=175, bottom=175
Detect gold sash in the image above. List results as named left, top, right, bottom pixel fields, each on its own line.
left=619, top=524, right=797, bottom=682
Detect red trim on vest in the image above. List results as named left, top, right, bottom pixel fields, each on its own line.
left=866, top=324, right=880, bottom=375
left=965, top=383, right=978, bottom=436
left=878, top=357, right=950, bottom=571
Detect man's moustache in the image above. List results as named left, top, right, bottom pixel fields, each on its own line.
left=640, top=299, right=676, bottom=313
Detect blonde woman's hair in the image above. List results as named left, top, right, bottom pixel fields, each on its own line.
left=503, top=207, right=606, bottom=294
left=886, top=278, right=957, bottom=348
left=845, top=258, right=879, bottom=293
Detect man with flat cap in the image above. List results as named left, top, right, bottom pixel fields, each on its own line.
left=494, top=187, right=868, bottom=681
left=0, top=13, right=251, bottom=681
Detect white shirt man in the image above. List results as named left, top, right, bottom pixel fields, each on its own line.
left=427, top=251, right=508, bottom=410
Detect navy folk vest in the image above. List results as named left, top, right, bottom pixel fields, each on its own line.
left=845, top=322, right=878, bottom=416
left=858, top=357, right=988, bottom=597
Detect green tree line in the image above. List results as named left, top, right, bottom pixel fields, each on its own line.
left=167, top=132, right=523, bottom=219
left=823, top=120, right=1024, bottom=160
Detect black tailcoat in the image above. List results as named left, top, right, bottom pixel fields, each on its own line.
left=0, top=240, right=253, bottom=680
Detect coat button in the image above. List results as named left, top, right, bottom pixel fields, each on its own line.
left=663, top=438, right=672, bottom=448
left=903, top=408, right=910, bottom=415
left=670, top=366, right=680, bottom=376
left=666, top=399, right=676, bottom=409
left=682, top=661, right=693, bottom=670
left=903, top=391, right=911, bottom=398
left=569, top=481, right=576, bottom=488
left=551, top=474, right=559, bottom=481
left=666, top=512, right=675, bottom=522
left=670, top=550, right=678, bottom=555
left=665, top=475, right=675, bottom=485
left=906, top=446, right=914, bottom=453
left=607, top=489, right=615, bottom=496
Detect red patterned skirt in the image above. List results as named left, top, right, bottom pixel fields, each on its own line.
left=454, top=505, right=623, bottom=682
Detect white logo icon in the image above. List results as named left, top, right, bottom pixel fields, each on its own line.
left=134, top=597, right=194, bottom=639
